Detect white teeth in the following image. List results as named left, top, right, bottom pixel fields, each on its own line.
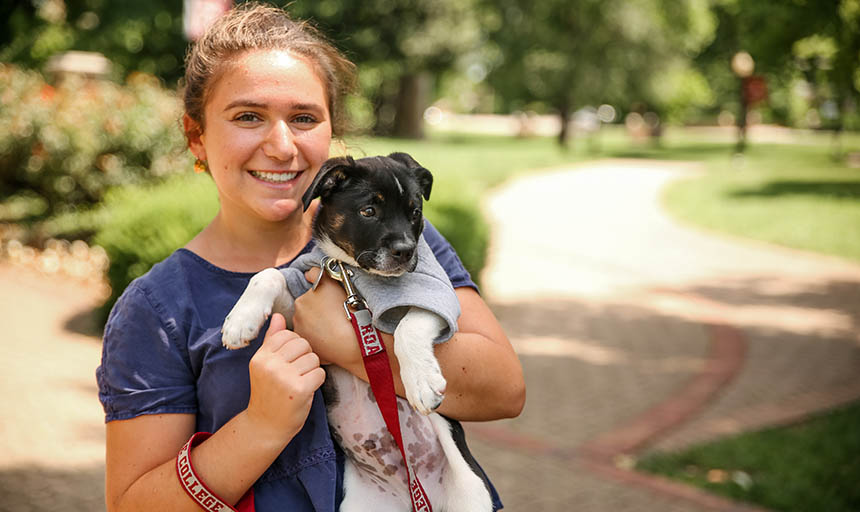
left=250, top=171, right=297, bottom=183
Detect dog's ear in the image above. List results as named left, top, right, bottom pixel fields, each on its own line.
left=387, top=152, right=433, bottom=201
left=302, top=156, right=355, bottom=211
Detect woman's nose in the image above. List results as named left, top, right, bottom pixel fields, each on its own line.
left=263, top=120, right=298, bottom=161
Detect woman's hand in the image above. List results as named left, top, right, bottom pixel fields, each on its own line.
left=291, top=268, right=360, bottom=368
left=106, top=317, right=326, bottom=512
left=291, top=267, right=524, bottom=421
left=245, top=313, right=326, bottom=439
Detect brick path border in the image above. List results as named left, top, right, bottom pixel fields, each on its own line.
left=578, top=318, right=771, bottom=511
left=469, top=293, right=769, bottom=511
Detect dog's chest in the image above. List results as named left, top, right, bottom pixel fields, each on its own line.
left=323, top=366, right=447, bottom=493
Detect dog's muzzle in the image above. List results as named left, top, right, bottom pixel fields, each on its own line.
left=358, top=243, right=418, bottom=276
left=389, top=241, right=416, bottom=267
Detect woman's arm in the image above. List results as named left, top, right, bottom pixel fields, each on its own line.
left=292, top=270, right=525, bottom=421
left=105, top=315, right=325, bottom=512
left=432, top=286, right=525, bottom=420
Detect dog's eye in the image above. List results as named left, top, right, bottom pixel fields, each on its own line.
left=411, top=208, right=421, bottom=221
left=360, top=206, right=376, bottom=218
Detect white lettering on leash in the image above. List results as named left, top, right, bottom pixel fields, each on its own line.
left=359, top=323, right=384, bottom=357
left=410, top=477, right=432, bottom=512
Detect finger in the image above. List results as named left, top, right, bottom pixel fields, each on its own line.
left=273, top=336, right=313, bottom=363
left=259, top=313, right=288, bottom=352
left=303, top=366, right=327, bottom=391
left=304, top=267, right=322, bottom=284
left=291, top=351, right=321, bottom=375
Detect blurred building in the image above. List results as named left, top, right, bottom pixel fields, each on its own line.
left=183, top=0, right=232, bottom=41
left=45, top=51, right=111, bottom=81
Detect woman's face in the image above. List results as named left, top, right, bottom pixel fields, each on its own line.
left=188, top=49, right=333, bottom=224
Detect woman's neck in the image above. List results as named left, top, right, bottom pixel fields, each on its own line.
left=186, top=205, right=316, bottom=273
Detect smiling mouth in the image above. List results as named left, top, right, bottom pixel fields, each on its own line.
left=249, top=170, right=299, bottom=184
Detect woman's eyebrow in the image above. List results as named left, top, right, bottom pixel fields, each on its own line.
left=223, top=99, right=267, bottom=111
left=223, top=100, right=325, bottom=113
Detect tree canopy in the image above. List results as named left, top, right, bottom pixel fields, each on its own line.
left=479, top=0, right=715, bottom=144
left=2, top=0, right=859, bottom=140
left=2, top=0, right=187, bottom=85
left=287, top=0, right=484, bottom=136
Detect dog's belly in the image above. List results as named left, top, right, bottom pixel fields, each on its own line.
left=324, top=366, right=448, bottom=503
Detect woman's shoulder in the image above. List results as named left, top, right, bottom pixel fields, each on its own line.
left=421, top=220, right=477, bottom=292
left=121, top=250, right=197, bottom=301
left=110, top=249, right=223, bottom=323
left=125, top=248, right=253, bottom=293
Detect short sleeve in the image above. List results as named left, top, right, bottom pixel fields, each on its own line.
left=96, top=282, right=197, bottom=422
left=422, top=221, right=478, bottom=292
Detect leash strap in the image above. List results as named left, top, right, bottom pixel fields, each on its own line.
left=349, top=307, right=433, bottom=512
left=177, top=432, right=256, bottom=512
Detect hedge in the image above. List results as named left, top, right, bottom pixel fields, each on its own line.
left=92, top=171, right=488, bottom=322
left=0, top=64, right=187, bottom=221
left=0, top=64, right=488, bottom=321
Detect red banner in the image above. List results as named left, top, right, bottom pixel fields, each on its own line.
left=743, top=76, right=768, bottom=105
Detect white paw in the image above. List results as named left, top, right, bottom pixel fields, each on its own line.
left=400, top=357, right=447, bottom=415
left=221, top=298, right=271, bottom=350
left=394, top=308, right=450, bottom=415
left=221, top=268, right=286, bottom=350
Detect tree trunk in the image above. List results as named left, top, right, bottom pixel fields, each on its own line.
left=393, top=72, right=431, bottom=139
left=557, top=106, right=571, bottom=148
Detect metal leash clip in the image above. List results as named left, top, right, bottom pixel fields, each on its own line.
left=313, top=256, right=370, bottom=319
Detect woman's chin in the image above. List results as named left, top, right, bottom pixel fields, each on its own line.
left=259, top=199, right=302, bottom=222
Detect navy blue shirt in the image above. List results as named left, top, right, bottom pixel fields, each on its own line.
left=96, top=222, right=498, bottom=511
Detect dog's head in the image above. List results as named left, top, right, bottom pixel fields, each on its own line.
left=302, top=152, right=433, bottom=277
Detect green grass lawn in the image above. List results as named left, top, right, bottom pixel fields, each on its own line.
left=617, top=134, right=860, bottom=263
left=338, top=128, right=860, bottom=264
left=602, top=129, right=860, bottom=511
left=340, top=131, right=593, bottom=190
left=636, top=402, right=860, bottom=512
left=377, top=129, right=860, bottom=512
left=335, top=132, right=596, bottom=281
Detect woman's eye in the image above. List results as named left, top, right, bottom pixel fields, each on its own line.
left=294, top=114, right=317, bottom=124
left=360, top=206, right=376, bottom=217
left=235, top=112, right=261, bottom=123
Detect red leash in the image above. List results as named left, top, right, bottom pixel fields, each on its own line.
left=324, top=258, right=433, bottom=512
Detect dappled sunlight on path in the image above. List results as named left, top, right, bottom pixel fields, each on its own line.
left=1, top=158, right=859, bottom=511
left=0, top=263, right=106, bottom=509
left=469, top=159, right=860, bottom=511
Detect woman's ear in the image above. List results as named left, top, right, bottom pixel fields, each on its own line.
left=183, top=114, right=207, bottom=161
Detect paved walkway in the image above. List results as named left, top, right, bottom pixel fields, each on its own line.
left=466, top=159, right=860, bottom=511
left=1, top=159, right=859, bottom=511
left=0, top=260, right=106, bottom=511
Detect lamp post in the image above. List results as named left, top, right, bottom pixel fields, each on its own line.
left=731, top=51, right=755, bottom=153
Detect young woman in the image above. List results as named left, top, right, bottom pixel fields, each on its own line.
left=97, top=4, right=525, bottom=511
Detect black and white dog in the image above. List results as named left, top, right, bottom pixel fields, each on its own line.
left=221, top=153, right=493, bottom=511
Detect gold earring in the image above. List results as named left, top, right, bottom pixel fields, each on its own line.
left=194, top=159, right=207, bottom=174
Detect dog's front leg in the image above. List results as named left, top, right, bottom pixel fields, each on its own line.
left=222, top=268, right=294, bottom=349
left=394, top=307, right=448, bottom=415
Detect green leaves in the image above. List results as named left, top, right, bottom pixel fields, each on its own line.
left=0, top=65, right=188, bottom=219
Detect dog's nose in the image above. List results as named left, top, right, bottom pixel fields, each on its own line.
left=389, top=242, right=416, bottom=263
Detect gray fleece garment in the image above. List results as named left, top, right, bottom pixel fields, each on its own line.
left=279, top=235, right=460, bottom=343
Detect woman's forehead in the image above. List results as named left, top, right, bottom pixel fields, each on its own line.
left=207, top=49, right=329, bottom=111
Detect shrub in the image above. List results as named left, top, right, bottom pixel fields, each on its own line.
left=92, top=172, right=489, bottom=322
left=93, top=173, right=218, bottom=319
left=423, top=180, right=489, bottom=285
left=0, top=64, right=188, bottom=220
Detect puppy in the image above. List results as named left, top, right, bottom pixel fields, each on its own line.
left=221, top=153, right=494, bottom=512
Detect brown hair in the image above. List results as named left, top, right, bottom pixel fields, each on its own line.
left=182, top=2, right=356, bottom=137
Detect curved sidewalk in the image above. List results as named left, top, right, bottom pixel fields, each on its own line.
left=0, top=260, right=107, bottom=510
left=467, top=159, right=860, bottom=511
left=1, top=158, right=858, bottom=511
